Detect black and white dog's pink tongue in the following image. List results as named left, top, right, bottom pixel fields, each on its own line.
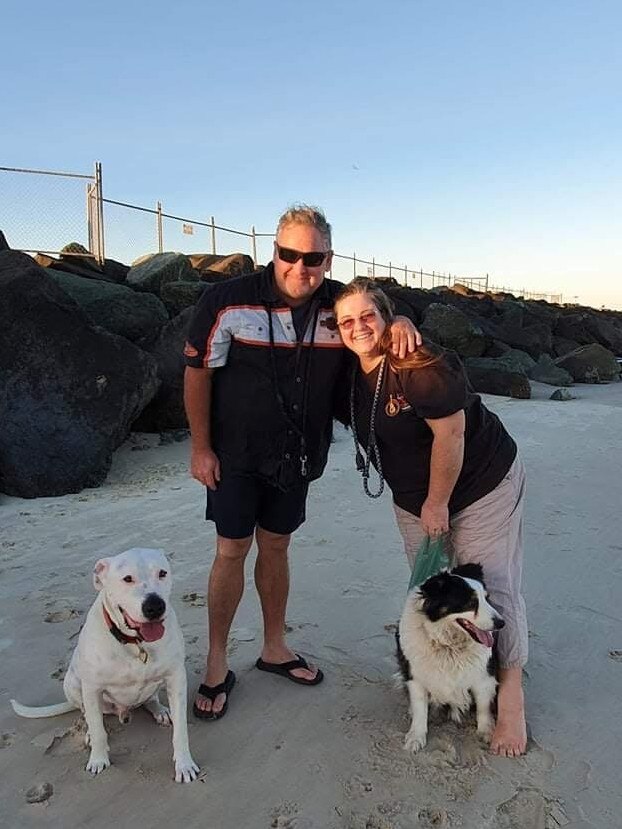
left=460, top=619, right=494, bottom=647
left=138, top=621, right=165, bottom=642
left=472, top=627, right=494, bottom=648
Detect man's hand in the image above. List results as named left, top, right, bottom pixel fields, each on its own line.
left=190, top=447, right=221, bottom=491
left=389, top=316, right=422, bottom=359
left=420, top=498, right=449, bottom=538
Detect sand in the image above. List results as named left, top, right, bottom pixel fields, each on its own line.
left=1, top=381, right=621, bottom=829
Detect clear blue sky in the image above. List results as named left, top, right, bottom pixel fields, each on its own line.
left=2, top=0, right=621, bottom=309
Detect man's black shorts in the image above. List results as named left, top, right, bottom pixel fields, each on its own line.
left=205, top=471, right=309, bottom=539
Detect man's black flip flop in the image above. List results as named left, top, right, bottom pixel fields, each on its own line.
left=255, top=654, right=324, bottom=686
left=193, top=670, right=236, bottom=720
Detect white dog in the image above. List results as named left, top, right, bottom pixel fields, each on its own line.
left=396, top=563, right=505, bottom=753
left=11, top=548, right=199, bottom=783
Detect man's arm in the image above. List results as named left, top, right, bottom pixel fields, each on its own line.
left=420, top=410, right=465, bottom=536
left=184, top=366, right=220, bottom=490
left=389, top=316, right=422, bottom=358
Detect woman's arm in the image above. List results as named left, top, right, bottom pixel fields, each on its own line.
left=420, top=410, right=465, bottom=536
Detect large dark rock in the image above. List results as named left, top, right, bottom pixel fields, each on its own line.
left=45, top=269, right=169, bottom=345
left=553, top=335, right=581, bottom=357
left=484, top=318, right=553, bottom=359
left=583, top=314, right=622, bottom=355
left=554, top=344, right=620, bottom=383
left=528, top=354, right=574, bottom=386
left=420, top=303, right=487, bottom=357
left=160, top=280, right=208, bottom=317
left=132, top=308, right=193, bottom=432
left=383, top=285, right=436, bottom=321
left=0, top=251, right=159, bottom=497
left=190, top=252, right=255, bottom=278
left=127, top=252, right=196, bottom=294
left=0, top=230, right=10, bottom=251
left=465, top=357, right=531, bottom=399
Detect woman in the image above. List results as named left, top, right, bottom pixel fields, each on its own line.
left=334, top=278, right=527, bottom=757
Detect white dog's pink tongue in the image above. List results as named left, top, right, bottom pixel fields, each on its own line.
left=138, top=621, right=165, bottom=642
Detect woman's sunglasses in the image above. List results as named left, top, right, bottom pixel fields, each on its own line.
left=276, top=244, right=329, bottom=268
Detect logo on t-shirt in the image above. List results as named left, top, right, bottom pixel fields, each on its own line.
left=385, top=393, right=412, bottom=417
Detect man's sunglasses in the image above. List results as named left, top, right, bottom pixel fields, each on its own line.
left=276, top=244, right=329, bottom=268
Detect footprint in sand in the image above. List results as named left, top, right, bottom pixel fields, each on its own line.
left=270, top=801, right=300, bottom=828
left=181, top=592, right=207, bottom=607
left=1, top=733, right=15, bottom=749
left=44, top=608, right=81, bottom=623
left=490, top=787, right=568, bottom=829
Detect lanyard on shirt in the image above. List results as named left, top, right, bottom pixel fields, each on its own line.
left=266, top=300, right=321, bottom=478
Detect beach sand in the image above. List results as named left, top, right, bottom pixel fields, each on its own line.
left=1, top=381, right=621, bottom=828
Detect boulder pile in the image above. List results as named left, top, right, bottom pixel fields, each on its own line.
left=0, top=238, right=620, bottom=497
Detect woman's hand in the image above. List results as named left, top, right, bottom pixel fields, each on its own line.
left=389, top=316, right=422, bottom=359
left=420, top=498, right=450, bottom=537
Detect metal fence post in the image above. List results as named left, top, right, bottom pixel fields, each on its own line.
left=210, top=216, right=216, bottom=255
left=372, top=257, right=375, bottom=277
left=94, top=161, right=105, bottom=265
left=389, top=261, right=392, bottom=279
left=404, top=265, right=408, bottom=287
left=353, top=252, right=356, bottom=277
left=156, top=201, right=163, bottom=253
left=251, top=225, right=257, bottom=265
left=485, top=273, right=489, bottom=292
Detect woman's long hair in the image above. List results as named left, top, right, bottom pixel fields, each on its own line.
left=334, top=278, right=439, bottom=370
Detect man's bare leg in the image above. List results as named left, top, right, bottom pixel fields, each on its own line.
left=490, top=666, right=527, bottom=756
left=254, top=526, right=319, bottom=682
left=194, top=534, right=253, bottom=715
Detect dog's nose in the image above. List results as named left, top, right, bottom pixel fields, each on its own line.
left=142, top=593, right=166, bottom=620
left=493, top=617, right=505, bottom=630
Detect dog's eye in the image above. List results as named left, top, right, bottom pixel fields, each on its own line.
left=123, top=575, right=134, bottom=584
left=158, top=569, right=167, bottom=579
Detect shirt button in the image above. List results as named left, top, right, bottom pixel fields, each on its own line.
left=296, top=376, right=302, bottom=383
left=285, top=453, right=291, bottom=460
left=292, top=403, right=299, bottom=411
left=288, top=429, right=294, bottom=436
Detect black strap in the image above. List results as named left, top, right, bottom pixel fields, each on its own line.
left=266, top=300, right=321, bottom=478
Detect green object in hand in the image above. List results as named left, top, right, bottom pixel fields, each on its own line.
left=408, top=535, right=451, bottom=592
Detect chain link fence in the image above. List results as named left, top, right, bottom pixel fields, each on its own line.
left=0, top=161, right=563, bottom=303
left=0, top=164, right=104, bottom=263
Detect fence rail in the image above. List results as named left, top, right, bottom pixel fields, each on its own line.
left=0, top=161, right=564, bottom=304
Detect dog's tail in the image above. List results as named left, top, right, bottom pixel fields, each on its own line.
left=10, top=699, right=78, bottom=719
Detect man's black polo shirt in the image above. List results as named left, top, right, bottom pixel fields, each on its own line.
left=184, top=264, right=346, bottom=491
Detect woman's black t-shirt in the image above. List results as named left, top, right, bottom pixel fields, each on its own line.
left=351, top=350, right=517, bottom=517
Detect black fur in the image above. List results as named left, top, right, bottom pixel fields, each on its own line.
left=451, top=562, right=485, bottom=587
left=395, top=631, right=412, bottom=682
left=419, top=572, right=479, bottom=622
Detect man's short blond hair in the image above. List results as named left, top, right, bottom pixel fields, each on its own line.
left=276, top=204, right=332, bottom=249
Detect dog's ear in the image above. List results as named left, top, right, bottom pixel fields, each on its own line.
left=452, top=562, right=484, bottom=586
left=420, top=571, right=452, bottom=621
left=93, top=558, right=110, bottom=591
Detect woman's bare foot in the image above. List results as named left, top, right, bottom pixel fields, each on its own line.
left=490, top=666, right=527, bottom=757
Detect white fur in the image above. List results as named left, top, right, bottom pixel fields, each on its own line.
left=11, top=548, right=199, bottom=783
left=398, top=574, right=502, bottom=752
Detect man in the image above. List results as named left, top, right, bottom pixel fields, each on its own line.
left=184, top=206, right=419, bottom=718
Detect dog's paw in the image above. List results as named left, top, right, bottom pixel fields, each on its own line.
left=152, top=706, right=172, bottom=727
left=404, top=730, right=427, bottom=753
left=477, top=722, right=494, bottom=744
left=86, top=752, right=111, bottom=775
left=174, top=754, right=200, bottom=783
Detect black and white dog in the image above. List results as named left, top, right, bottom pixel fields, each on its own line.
left=396, top=563, right=504, bottom=752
